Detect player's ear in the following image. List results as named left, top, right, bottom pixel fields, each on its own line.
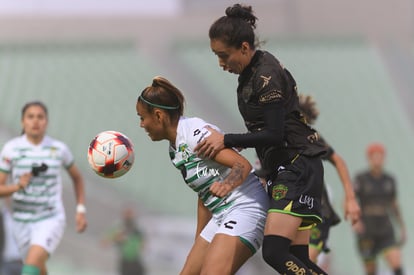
left=154, top=109, right=163, bottom=122
left=241, top=42, right=250, bottom=55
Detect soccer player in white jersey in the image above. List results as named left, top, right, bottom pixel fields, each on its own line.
left=0, top=101, right=88, bottom=275
left=136, top=76, right=268, bottom=275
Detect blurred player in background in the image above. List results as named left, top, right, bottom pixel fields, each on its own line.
left=195, top=4, right=328, bottom=274
left=102, top=206, right=146, bottom=275
left=353, top=143, right=406, bottom=275
left=136, top=76, right=268, bottom=275
left=0, top=101, right=87, bottom=275
left=298, top=94, right=360, bottom=270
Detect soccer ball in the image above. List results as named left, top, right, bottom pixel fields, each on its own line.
left=87, top=130, right=135, bottom=178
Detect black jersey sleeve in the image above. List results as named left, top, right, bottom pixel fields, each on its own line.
left=224, top=102, right=285, bottom=148
left=224, top=53, right=289, bottom=148
left=318, top=135, right=335, bottom=161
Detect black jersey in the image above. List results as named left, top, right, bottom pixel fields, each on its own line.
left=224, top=50, right=326, bottom=175
left=316, top=135, right=340, bottom=224
left=318, top=136, right=334, bottom=161
left=354, top=171, right=396, bottom=233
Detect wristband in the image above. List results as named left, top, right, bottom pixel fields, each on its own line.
left=76, top=204, right=86, bottom=214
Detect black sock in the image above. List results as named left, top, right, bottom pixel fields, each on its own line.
left=290, top=244, right=328, bottom=275
left=262, top=235, right=313, bottom=275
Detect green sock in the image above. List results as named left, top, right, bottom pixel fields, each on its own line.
left=22, top=265, right=41, bottom=275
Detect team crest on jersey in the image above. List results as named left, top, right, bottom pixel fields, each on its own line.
left=272, top=184, right=288, bottom=201
left=50, top=147, right=58, bottom=159
left=178, top=143, right=191, bottom=162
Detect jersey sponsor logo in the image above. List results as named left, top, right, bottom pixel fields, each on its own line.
left=260, top=75, right=272, bottom=88
left=272, top=184, right=288, bottom=201
left=196, top=162, right=220, bottom=178
left=258, top=90, right=283, bottom=104
left=224, top=220, right=237, bottom=229
left=299, top=194, right=314, bottom=209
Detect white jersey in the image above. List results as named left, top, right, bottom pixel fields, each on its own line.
left=170, top=117, right=264, bottom=215
left=0, top=134, right=73, bottom=222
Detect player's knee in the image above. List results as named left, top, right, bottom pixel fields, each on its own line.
left=262, top=235, right=291, bottom=269
left=22, top=264, right=41, bottom=275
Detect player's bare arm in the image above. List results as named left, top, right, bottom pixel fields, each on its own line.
left=209, top=148, right=251, bottom=198
left=330, top=152, right=361, bottom=224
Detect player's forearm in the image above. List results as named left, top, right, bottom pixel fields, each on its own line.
left=0, top=184, right=21, bottom=197
left=74, top=180, right=86, bottom=204
left=392, top=201, right=405, bottom=227
left=331, top=153, right=356, bottom=199
left=69, top=166, right=86, bottom=205
left=222, top=162, right=248, bottom=190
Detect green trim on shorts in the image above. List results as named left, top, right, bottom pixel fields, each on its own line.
left=380, top=244, right=400, bottom=255
left=239, top=236, right=256, bottom=254
left=267, top=209, right=322, bottom=229
left=22, top=264, right=40, bottom=275
left=211, top=201, right=234, bottom=214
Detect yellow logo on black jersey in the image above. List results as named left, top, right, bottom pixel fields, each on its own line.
left=260, top=75, right=272, bottom=88
left=259, top=90, right=283, bottom=104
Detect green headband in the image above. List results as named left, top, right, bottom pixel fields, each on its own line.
left=139, top=95, right=179, bottom=110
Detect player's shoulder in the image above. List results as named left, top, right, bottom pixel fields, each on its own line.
left=178, top=117, right=221, bottom=145
left=179, top=117, right=219, bottom=132
left=382, top=171, right=396, bottom=182
left=1, top=135, right=25, bottom=150
left=257, top=50, right=284, bottom=73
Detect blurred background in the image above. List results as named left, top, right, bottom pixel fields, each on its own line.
left=0, top=0, right=413, bottom=274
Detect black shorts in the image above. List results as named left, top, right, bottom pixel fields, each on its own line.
left=267, top=155, right=323, bottom=229
left=356, top=220, right=397, bottom=261
left=120, top=259, right=145, bottom=275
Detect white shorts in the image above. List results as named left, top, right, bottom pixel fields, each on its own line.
left=13, top=215, right=66, bottom=259
left=200, top=191, right=268, bottom=254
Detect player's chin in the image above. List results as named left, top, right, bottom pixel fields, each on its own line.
left=149, top=134, right=162, bottom=142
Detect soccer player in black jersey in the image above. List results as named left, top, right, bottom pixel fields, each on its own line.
left=353, top=143, right=406, bottom=275
left=298, top=95, right=360, bottom=267
left=195, top=4, right=331, bottom=274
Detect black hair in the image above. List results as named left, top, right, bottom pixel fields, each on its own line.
left=298, top=94, right=319, bottom=125
left=209, top=4, right=258, bottom=49
left=21, top=101, right=48, bottom=120
left=21, top=101, right=48, bottom=135
left=138, top=76, right=185, bottom=122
